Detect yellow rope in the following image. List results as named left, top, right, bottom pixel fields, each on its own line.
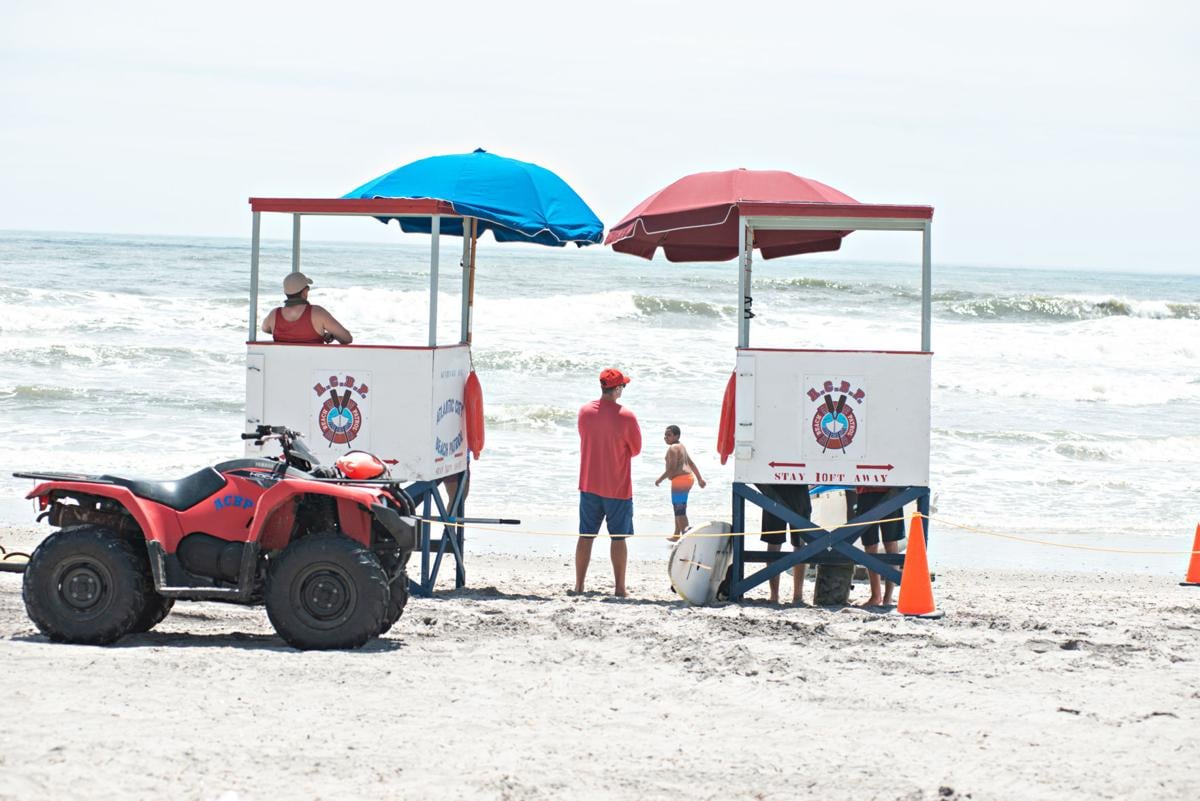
left=413, top=514, right=1200, bottom=556
left=926, top=516, right=1198, bottom=556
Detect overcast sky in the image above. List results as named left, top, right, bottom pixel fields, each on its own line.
left=2, top=1, right=1197, bottom=272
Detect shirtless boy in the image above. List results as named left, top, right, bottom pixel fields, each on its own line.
left=654, top=425, right=706, bottom=540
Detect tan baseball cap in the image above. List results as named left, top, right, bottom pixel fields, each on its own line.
left=283, top=272, right=313, bottom=295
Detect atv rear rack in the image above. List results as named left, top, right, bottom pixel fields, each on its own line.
left=13, top=471, right=120, bottom=484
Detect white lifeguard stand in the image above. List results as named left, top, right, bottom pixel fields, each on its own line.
left=724, top=201, right=936, bottom=600
left=245, top=197, right=486, bottom=594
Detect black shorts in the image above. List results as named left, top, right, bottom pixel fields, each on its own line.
left=856, top=489, right=905, bottom=547
left=758, top=484, right=812, bottom=546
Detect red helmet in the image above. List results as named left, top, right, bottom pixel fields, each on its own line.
left=335, top=450, right=388, bottom=480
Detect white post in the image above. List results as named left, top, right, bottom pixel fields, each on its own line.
left=921, top=221, right=932, bottom=351
left=429, top=215, right=441, bottom=347
left=249, top=211, right=261, bottom=342
left=291, top=214, right=301, bottom=273
left=737, top=218, right=752, bottom=348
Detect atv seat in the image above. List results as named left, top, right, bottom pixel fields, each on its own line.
left=101, top=467, right=227, bottom=511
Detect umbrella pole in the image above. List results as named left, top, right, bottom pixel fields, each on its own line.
left=460, top=223, right=471, bottom=344
left=466, top=218, right=478, bottom=347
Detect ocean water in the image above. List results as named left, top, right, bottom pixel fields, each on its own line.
left=1, top=230, right=1198, bottom=573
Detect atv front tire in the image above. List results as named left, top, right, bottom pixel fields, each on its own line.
left=266, top=535, right=388, bottom=650
left=23, top=525, right=151, bottom=644
left=130, top=593, right=175, bottom=634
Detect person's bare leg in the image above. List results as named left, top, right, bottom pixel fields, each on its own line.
left=574, top=536, right=595, bottom=593
left=859, top=542, right=883, bottom=606
left=882, top=540, right=900, bottom=605
left=611, top=537, right=628, bottom=596
left=766, top=542, right=781, bottom=603
left=792, top=553, right=807, bottom=604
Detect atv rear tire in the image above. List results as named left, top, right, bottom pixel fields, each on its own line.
left=379, top=569, right=410, bottom=635
left=813, top=562, right=854, bottom=606
left=22, top=525, right=151, bottom=644
left=266, top=535, right=388, bottom=650
left=130, top=593, right=175, bottom=634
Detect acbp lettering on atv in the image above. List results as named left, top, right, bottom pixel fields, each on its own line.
left=213, top=495, right=256, bottom=510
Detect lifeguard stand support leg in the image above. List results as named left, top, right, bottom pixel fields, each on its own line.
left=726, top=483, right=928, bottom=601
left=405, top=465, right=469, bottom=597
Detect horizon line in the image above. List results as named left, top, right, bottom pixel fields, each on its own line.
left=0, top=227, right=1195, bottom=278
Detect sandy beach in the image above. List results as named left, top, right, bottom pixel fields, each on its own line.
left=3, top=4, right=1197, bottom=800
left=1, top=525, right=1196, bottom=801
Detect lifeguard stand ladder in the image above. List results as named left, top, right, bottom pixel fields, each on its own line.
left=726, top=203, right=935, bottom=600
left=246, top=198, right=485, bottom=597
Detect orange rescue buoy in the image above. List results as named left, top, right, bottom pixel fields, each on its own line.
left=464, top=370, right=485, bottom=459
left=716, top=370, right=735, bottom=465
left=336, top=450, right=388, bottom=480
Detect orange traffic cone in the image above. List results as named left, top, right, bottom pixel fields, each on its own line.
left=1181, top=523, right=1200, bottom=587
left=898, top=514, right=941, bottom=618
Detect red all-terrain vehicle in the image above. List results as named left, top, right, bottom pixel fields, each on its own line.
left=14, top=425, right=416, bottom=650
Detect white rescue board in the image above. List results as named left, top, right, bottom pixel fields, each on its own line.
left=668, top=521, right=733, bottom=606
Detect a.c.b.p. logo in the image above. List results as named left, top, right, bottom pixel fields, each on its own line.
left=805, top=378, right=866, bottom=455
left=312, top=374, right=370, bottom=445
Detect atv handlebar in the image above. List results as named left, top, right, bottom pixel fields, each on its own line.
left=242, top=424, right=297, bottom=441
left=242, top=425, right=317, bottom=472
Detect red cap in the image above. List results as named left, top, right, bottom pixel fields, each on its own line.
left=600, top=368, right=631, bottom=389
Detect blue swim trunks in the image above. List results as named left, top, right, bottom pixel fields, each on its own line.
left=579, top=491, right=633, bottom=538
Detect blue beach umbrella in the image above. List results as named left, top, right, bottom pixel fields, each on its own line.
left=343, top=148, right=603, bottom=247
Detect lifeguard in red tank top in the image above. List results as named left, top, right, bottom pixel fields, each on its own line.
left=271, top=304, right=324, bottom=344
left=261, top=272, right=354, bottom=345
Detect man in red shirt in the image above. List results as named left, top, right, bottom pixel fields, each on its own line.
left=575, top=368, right=642, bottom=596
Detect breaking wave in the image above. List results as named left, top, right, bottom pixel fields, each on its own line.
left=632, top=295, right=732, bottom=318
left=0, top=344, right=236, bottom=371
left=1054, top=443, right=1114, bottom=462
left=758, top=276, right=853, bottom=291
left=0, top=385, right=242, bottom=414
left=472, top=350, right=595, bottom=374
left=484, top=404, right=577, bottom=430
left=933, top=293, right=1198, bottom=321
left=942, top=295, right=1135, bottom=321
left=754, top=276, right=1200, bottom=322
left=1167, top=303, right=1200, bottom=320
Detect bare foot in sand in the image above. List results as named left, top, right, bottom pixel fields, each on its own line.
left=881, top=594, right=895, bottom=607
left=768, top=593, right=780, bottom=604
left=667, top=535, right=680, bottom=543
left=858, top=595, right=883, bottom=608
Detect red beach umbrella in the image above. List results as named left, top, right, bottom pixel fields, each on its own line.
left=605, top=168, right=859, bottom=262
